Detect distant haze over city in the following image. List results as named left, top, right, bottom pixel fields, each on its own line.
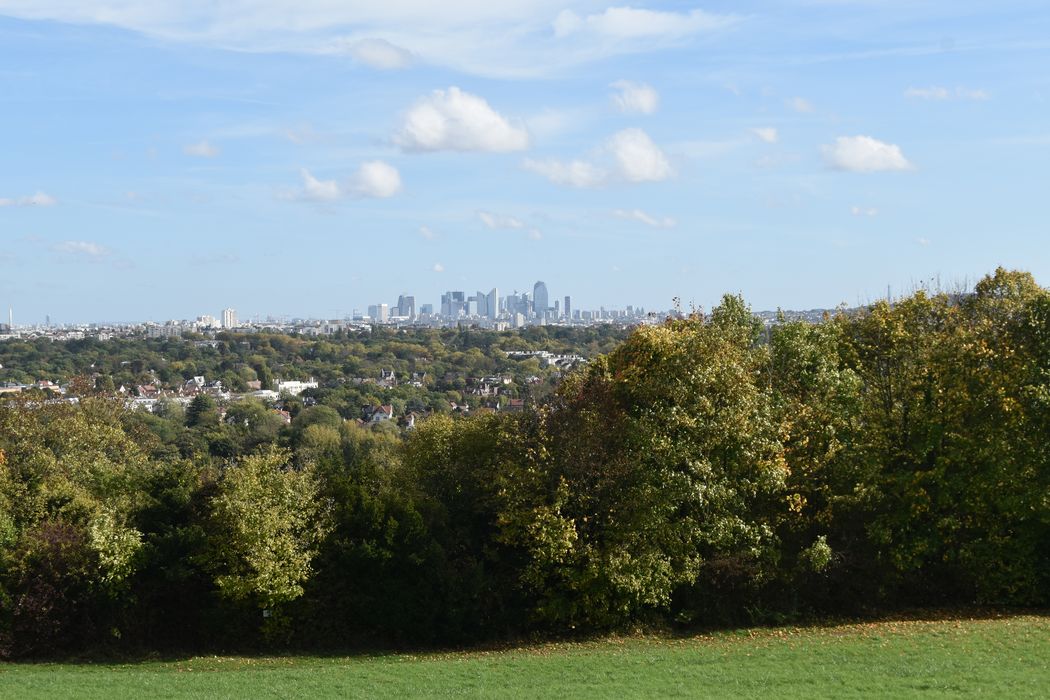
left=1, top=2, right=1047, bottom=323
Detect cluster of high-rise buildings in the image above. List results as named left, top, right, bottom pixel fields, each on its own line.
left=358, top=281, right=649, bottom=328
left=1, top=284, right=660, bottom=342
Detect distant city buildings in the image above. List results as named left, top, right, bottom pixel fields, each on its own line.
left=5, top=278, right=847, bottom=344
left=222, top=308, right=238, bottom=329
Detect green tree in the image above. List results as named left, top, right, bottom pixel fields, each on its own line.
left=208, top=448, right=331, bottom=614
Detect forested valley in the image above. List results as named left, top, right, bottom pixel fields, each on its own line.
left=1, top=268, right=1047, bottom=658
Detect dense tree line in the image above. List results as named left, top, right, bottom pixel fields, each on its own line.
left=1, top=269, right=1047, bottom=657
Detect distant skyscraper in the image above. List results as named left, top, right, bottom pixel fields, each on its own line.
left=486, top=287, right=499, bottom=320
left=564, top=296, right=571, bottom=320
left=378, top=303, right=389, bottom=323
left=397, top=294, right=416, bottom=318
left=222, top=308, right=237, bottom=328
left=533, top=281, right=549, bottom=318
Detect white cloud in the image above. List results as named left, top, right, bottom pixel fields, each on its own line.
left=296, top=168, right=341, bottom=202
left=525, top=128, right=672, bottom=188
left=346, top=38, right=412, bottom=69
left=52, top=240, right=108, bottom=258
left=821, top=135, right=912, bottom=173
left=608, top=128, right=673, bottom=182
left=287, top=161, right=402, bottom=202
left=916, top=237, right=931, bottom=246
left=528, top=228, right=542, bottom=240
left=787, top=96, right=814, bottom=113
left=613, top=208, right=676, bottom=228
left=478, top=211, right=524, bottom=229
left=0, top=191, right=57, bottom=207
left=905, top=86, right=989, bottom=101
left=419, top=225, right=436, bottom=240
left=432, top=262, right=445, bottom=273
left=610, top=80, right=659, bottom=115
left=554, top=6, right=736, bottom=39
left=183, top=140, right=219, bottom=158
left=348, top=160, right=402, bottom=198
left=850, top=206, right=879, bottom=217
left=751, top=127, right=778, bottom=144
left=394, top=87, right=529, bottom=152
left=523, top=158, right=607, bottom=188
left=0, top=2, right=738, bottom=78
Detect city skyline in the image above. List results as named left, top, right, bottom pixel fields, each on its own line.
left=2, top=2, right=1048, bottom=322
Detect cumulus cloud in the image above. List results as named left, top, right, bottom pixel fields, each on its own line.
left=821, top=136, right=912, bottom=173
left=613, top=208, right=676, bottom=228
left=752, top=127, right=778, bottom=144
left=610, top=80, right=659, bottom=114
left=419, top=225, right=436, bottom=239
left=787, top=96, right=814, bottom=113
left=183, top=140, right=219, bottom=158
left=851, top=206, right=879, bottom=217
left=478, top=211, right=525, bottom=229
left=905, top=86, right=988, bottom=101
left=52, top=240, right=109, bottom=259
left=525, top=128, right=672, bottom=188
left=608, top=128, right=673, bottom=182
left=287, top=161, right=402, bottom=202
left=432, top=262, right=445, bottom=273
left=0, top=191, right=57, bottom=207
left=346, top=38, right=412, bottom=69
left=348, top=160, right=402, bottom=198
left=916, top=237, right=931, bottom=246
left=553, top=6, right=736, bottom=39
left=394, top=87, right=528, bottom=153
left=528, top=228, right=542, bottom=240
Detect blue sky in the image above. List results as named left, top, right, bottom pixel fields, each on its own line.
left=1, top=1, right=1048, bottom=323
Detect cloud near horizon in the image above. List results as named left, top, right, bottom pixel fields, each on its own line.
left=0, top=191, right=58, bottom=207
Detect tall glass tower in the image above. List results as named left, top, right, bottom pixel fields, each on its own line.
left=533, top=281, right=549, bottom=317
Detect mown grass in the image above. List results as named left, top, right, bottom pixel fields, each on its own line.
left=2, top=613, right=1047, bottom=698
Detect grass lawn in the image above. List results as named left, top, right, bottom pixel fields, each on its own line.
left=1, top=613, right=1047, bottom=698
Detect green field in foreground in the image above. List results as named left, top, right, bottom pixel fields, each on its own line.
left=1, top=614, right=1048, bottom=699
